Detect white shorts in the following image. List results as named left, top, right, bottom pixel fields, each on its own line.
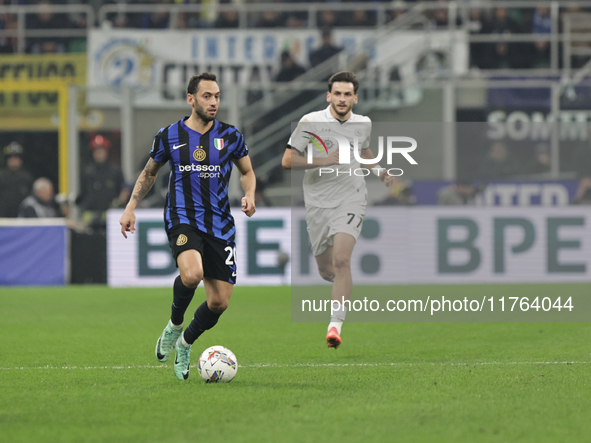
left=305, top=199, right=367, bottom=256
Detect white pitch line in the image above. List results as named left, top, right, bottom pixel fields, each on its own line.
left=243, top=361, right=587, bottom=368
left=0, top=364, right=170, bottom=371
left=0, top=361, right=587, bottom=371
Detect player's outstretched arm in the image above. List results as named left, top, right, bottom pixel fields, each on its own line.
left=281, top=147, right=292, bottom=169
left=233, top=155, right=256, bottom=217
left=119, top=157, right=164, bottom=238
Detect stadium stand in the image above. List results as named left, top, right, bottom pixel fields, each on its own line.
left=0, top=1, right=590, bottom=205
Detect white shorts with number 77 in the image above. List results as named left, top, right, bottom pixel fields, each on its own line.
left=304, top=199, right=367, bottom=257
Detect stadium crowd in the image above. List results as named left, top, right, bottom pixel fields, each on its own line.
left=1, top=0, right=590, bottom=215
left=0, top=1, right=586, bottom=70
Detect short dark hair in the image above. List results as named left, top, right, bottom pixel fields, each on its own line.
left=187, top=72, right=217, bottom=95
left=328, top=71, right=359, bottom=94
left=280, top=50, right=292, bottom=63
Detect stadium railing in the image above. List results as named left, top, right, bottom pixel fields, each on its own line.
left=0, top=4, right=94, bottom=54
left=1, top=1, right=589, bottom=72
left=92, top=1, right=591, bottom=75
left=97, top=2, right=402, bottom=30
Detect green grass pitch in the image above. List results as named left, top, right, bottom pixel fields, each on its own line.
left=1, top=284, right=591, bottom=442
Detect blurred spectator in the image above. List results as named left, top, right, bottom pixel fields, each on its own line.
left=375, top=180, right=416, bottom=206
left=0, top=142, right=34, bottom=218
left=78, top=135, right=124, bottom=232
left=140, top=0, right=171, bottom=30
left=309, top=27, right=342, bottom=68
left=27, top=0, right=72, bottom=30
left=525, top=143, right=551, bottom=174
left=285, top=14, right=305, bottom=29
left=176, top=0, right=207, bottom=29
left=468, top=9, right=488, bottom=69
left=528, top=40, right=551, bottom=69
left=466, top=8, right=485, bottom=34
left=0, top=14, right=17, bottom=54
left=317, top=10, right=341, bottom=29
left=479, top=141, right=518, bottom=179
left=101, top=0, right=138, bottom=29
left=17, top=177, right=61, bottom=218
left=485, top=8, right=522, bottom=34
left=275, top=50, right=306, bottom=82
left=528, top=7, right=551, bottom=68
left=283, top=0, right=308, bottom=26
left=483, top=42, right=513, bottom=69
left=532, top=6, right=551, bottom=34
left=141, top=11, right=170, bottom=29
left=256, top=10, right=286, bottom=28
left=108, top=10, right=131, bottom=29
left=437, top=180, right=478, bottom=205
left=214, top=8, right=239, bottom=28
left=343, top=9, right=375, bottom=27
left=572, top=139, right=591, bottom=204
left=478, top=7, right=528, bottom=69
left=427, top=3, right=450, bottom=29
left=26, top=0, right=75, bottom=53
left=573, top=177, right=591, bottom=205
left=66, top=0, right=88, bottom=29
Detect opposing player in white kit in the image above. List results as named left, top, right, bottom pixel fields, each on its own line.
left=282, top=71, right=394, bottom=349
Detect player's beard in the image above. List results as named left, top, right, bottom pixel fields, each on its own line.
left=193, top=102, right=217, bottom=123
left=331, top=102, right=353, bottom=119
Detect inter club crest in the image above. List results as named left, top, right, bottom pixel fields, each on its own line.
left=214, top=138, right=225, bottom=151
left=193, top=148, right=206, bottom=161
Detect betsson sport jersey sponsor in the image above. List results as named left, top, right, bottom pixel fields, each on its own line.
left=288, top=106, right=372, bottom=208
left=150, top=117, right=248, bottom=241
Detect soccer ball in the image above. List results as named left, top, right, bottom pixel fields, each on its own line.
left=197, top=345, right=238, bottom=383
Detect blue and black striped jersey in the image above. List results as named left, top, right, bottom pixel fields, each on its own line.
left=150, top=117, right=248, bottom=242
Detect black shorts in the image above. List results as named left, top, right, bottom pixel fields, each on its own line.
left=166, top=224, right=237, bottom=284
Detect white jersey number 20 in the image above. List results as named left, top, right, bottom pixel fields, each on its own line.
left=224, top=246, right=237, bottom=266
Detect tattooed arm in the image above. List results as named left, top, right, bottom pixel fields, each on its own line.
left=120, top=158, right=165, bottom=238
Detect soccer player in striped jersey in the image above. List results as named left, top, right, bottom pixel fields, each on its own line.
left=120, top=72, right=256, bottom=380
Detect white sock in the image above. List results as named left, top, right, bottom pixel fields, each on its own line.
left=180, top=336, right=191, bottom=348
left=328, top=321, right=343, bottom=335
left=330, top=304, right=347, bottom=323
left=329, top=301, right=346, bottom=335
left=169, top=320, right=183, bottom=329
